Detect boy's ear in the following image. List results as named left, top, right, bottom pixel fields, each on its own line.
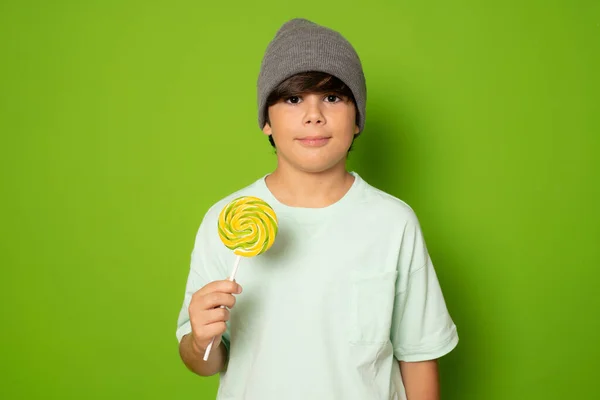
left=263, top=122, right=272, bottom=136
left=354, top=124, right=360, bottom=134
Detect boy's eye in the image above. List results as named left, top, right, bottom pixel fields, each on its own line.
left=326, top=95, right=341, bottom=102
left=286, top=96, right=301, bottom=104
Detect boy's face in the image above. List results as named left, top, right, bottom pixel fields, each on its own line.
left=262, top=92, right=359, bottom=174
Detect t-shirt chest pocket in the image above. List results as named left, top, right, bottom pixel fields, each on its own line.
left=349, top=270, right=398, bottom=345
left=298, top=220, right=400, bottom=346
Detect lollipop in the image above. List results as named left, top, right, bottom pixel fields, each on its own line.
left=203, top=195, right=278, bottom=360
left=218, top=196, right=278, bottom=258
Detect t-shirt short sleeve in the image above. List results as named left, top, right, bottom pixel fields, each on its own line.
left=175, top=209, right=231, bottom=351
left=390, top=213, right=458, bottom=362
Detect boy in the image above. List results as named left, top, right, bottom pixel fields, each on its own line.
left=176, top=18, right=458, bottom=400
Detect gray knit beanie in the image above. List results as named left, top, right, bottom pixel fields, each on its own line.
left=257, top=18, right=367, bottom=132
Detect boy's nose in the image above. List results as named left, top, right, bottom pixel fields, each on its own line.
left=305, top=115, right=324, bottom=125
left=303, top=98, right=326, bottom=126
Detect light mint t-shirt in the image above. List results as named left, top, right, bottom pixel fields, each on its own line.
left=176, top=172, right=458, bottom=400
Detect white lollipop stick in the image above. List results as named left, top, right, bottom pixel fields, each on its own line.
left=203, top=254, right=242, bottom=361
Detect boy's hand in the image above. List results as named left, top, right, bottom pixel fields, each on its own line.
left=188, top=279, right=242, bottom=354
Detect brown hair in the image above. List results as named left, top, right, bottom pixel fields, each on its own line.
left=263, top=71, right=360, bottom=150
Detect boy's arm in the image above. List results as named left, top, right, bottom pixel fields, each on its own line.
left=179, top=332, right=228, bottom=376
left=390, top=214, right=458, bottom=399
left=399, top=359, right=440, bottom=400
left=176, top=207, right=232, bottom=377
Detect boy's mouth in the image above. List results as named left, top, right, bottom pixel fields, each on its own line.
left=296, top=136, right=331, bottom=147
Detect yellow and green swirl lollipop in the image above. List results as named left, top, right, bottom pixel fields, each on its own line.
left=217, top=196, right=278, bottom=257
left=203, top=195, right=278, bottom=361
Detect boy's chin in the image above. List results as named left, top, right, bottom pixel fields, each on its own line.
left=288, top=157, right=348, bottom=174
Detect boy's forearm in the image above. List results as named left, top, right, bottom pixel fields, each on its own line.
left=399, top=360, right=440, bottom=400
left=179, top=333, right=227, bottom=376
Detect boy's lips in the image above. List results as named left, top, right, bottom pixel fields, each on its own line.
left=296, top=136, right=331, bottom=147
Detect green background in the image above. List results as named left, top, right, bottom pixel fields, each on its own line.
left=1, top=1, right=599, bottom=399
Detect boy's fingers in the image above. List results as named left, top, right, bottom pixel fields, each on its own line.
left=203, top=307, right=231, bottom=324
left=200, top=292, right=236, bottom=311
left=196, top=280, right=242, bottom=296
left=192, top=322, right=227, bottom=349
left=195, top=322, right=227, bottom=341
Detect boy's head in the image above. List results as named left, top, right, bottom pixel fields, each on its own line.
left=256, top=19, right=367, bottom=173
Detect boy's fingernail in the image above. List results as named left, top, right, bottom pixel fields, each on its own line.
left=237, top=285, right=243, bottom=293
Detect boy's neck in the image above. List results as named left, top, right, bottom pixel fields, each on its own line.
left=265, top=163, right=355, bottom=208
